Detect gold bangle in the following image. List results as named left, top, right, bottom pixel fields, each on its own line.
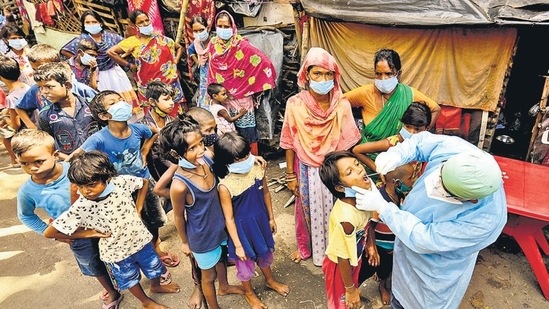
left=345, top=284, right=355, bottom=290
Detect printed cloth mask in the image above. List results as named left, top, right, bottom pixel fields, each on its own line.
left=98, top=181, right=115, bottom=198
left=80, top=52, right=96, bottom=66
left=399, top=127, right=413, bottom=139
left=85, top=24, right=102, bottom=35
left=203, top=133, right=218, bottom=147
left=178, top=156, right=197, bottom=169
left=139, top=24, right=154, bottom=36
left=344, top=186, right=357, bottom=198
left=108, top=101, right=133, bottom=121
left=375, top=76, right=398, bottom=94
left=227, top=154, right=255, bottom=174
left=8, top=38, right=27, bottom=51
left=216, top=27, right=233, bottom=40
left=195, top=29, right=209, bottom=42
left=309, top=79, right=334, bottom=95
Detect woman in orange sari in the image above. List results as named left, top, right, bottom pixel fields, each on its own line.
left=280, top=47, right=361, bottom=266
left=108, top=9, right=184, bottom=116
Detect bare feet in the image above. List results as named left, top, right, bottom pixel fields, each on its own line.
left=290, top=250, right=302, bottom=263
left=218, top=283, right=245, bottom=295
left=244, top=292, right=268, bottom=309
left=187, top=285, right=204, bottom=309
left=379, top=279, right=391, bottom=305
left=142, top=301, right=170, bottom=309
left=266, top=280, right=289, bottom=297
left=150, top=282, right=181, bottom=294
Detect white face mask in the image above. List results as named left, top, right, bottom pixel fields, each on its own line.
left=80, top=52, right=96, bottom=66
left=195, top=29, right=209, bottom=42
left=374, top=76, right=399, bottom=94
left=139, top=24, right=154, bottom=36
left=8, top=38, right=27, bottom=51
left=84, top=24, right=102, bottom=35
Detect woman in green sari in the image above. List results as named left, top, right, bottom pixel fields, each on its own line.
left=344, top=49, right=440, bottom=170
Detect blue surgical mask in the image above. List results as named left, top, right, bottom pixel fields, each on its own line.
left=139, top=24, right=154, bottom=36
left=178, top=156, right=197, bottom=169
left=227, top=154, right=255, bottom=174
left=343, top=187, right=357, bottom=198
left=216, top=27, right=233, bottom=41
left=374, top=76, right=399, bottom=94
left=80, top=52, right=96, bottom=66
left=107, top=101, right=133, bottom=122
left=309, top=79, right=334, bottom=95
left=98, top=181, right=115, bottom=198
left=8, top=38, right=27, bottom=51
left=203, top=133, right=218, bottom=147
left=399, top=127, right=413, bottom=139
left=195, top=29, right=209, bottom=42
left=85, top=24, right=102, bottom=35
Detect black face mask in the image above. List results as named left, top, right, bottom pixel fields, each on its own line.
left=203, top=133, right=218, bottom=147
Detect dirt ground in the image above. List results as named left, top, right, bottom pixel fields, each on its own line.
left=1, top=143, right=549, bottom=309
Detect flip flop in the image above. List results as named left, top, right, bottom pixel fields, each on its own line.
left=160, top=270, right=172, bottom=285
left=102, top=294, right=124, bottom=309
left=160, top=252, right=180, bottom=267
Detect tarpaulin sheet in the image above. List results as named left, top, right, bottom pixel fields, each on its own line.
left=301, top=0, right=549, bottom=26
left=308, top=17, right=517, bottom=112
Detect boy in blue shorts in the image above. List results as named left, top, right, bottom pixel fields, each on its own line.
left=45, top=151, right=180, bottom=309
left=68, top=90, right=172, bottom=272
left=12, top=129, right=121, bottom=308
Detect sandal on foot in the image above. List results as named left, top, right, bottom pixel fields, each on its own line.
left=160, top=270, right=172, bottom=285
left=102, top=294, right=124, bottom=309
left=160, top=252, right=180, bottom=267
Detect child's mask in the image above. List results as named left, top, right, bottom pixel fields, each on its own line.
left=108, top=101, right=132, bottom=121
left=227, top=154, right=254, bottom=174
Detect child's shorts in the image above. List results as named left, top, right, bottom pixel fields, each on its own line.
left=192, top=240, right=227, bottom=270
left=234, top=250, right=273, bottom=281
left=137, top=180, right=167, bottom=229
left=105, top=243, right=166, bottom=291
left=69, top=238, right=108, bottom=276
left=0, top=125, right=15, bottom=139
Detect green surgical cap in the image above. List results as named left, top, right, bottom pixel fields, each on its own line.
left=441, top=151, right=502, bottom=199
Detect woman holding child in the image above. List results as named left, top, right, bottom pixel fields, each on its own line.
left=280, top=47, right=361, bottom=266
left=61, top=10, right=139, bottom=112
left=108, top=9, right=184, bottom=116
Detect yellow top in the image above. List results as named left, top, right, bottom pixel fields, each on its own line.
left=325, top=199, right=372, bottom=266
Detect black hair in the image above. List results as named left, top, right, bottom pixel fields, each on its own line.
left=206, top=83, right=224, bottom=98
left=89, top=90, right=120, bottom=126
left=0, top=54, right=20, bottom=81
left=145, top=80, right=175, bottom=101
left=158, top=114, right=202, bottom=163
left=80, top=10, right=103, bottom=34
left=33, top=62, right=72, bottom=85
left=129, top=9, right=147, bottom=24
left=212, top=131, right=250, bottom=179
left=319, top=150, right=357, bottom=199
left=374, top=48, right=402, bottom=72
left=0, top=24, right=24, bottom=40
left=77, top=39, right=98, bottom=52
left=68, top=150, right=118, bottom=185
left=401, top=101, right=431, bottom=127
left=190, top=15, right=207, bottom=28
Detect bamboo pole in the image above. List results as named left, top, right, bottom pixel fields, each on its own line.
left=175, top=0, right=190, bottom=44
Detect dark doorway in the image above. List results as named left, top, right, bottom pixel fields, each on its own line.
left=490, top=27, right=549, bottom=160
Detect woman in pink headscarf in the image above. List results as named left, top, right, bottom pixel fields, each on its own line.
left=207, top=10, right=276, bottom=155
left=280, top=47, right=361, bottom=266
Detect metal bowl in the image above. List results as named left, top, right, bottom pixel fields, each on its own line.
left=495, top=134, right=515, bottom=144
